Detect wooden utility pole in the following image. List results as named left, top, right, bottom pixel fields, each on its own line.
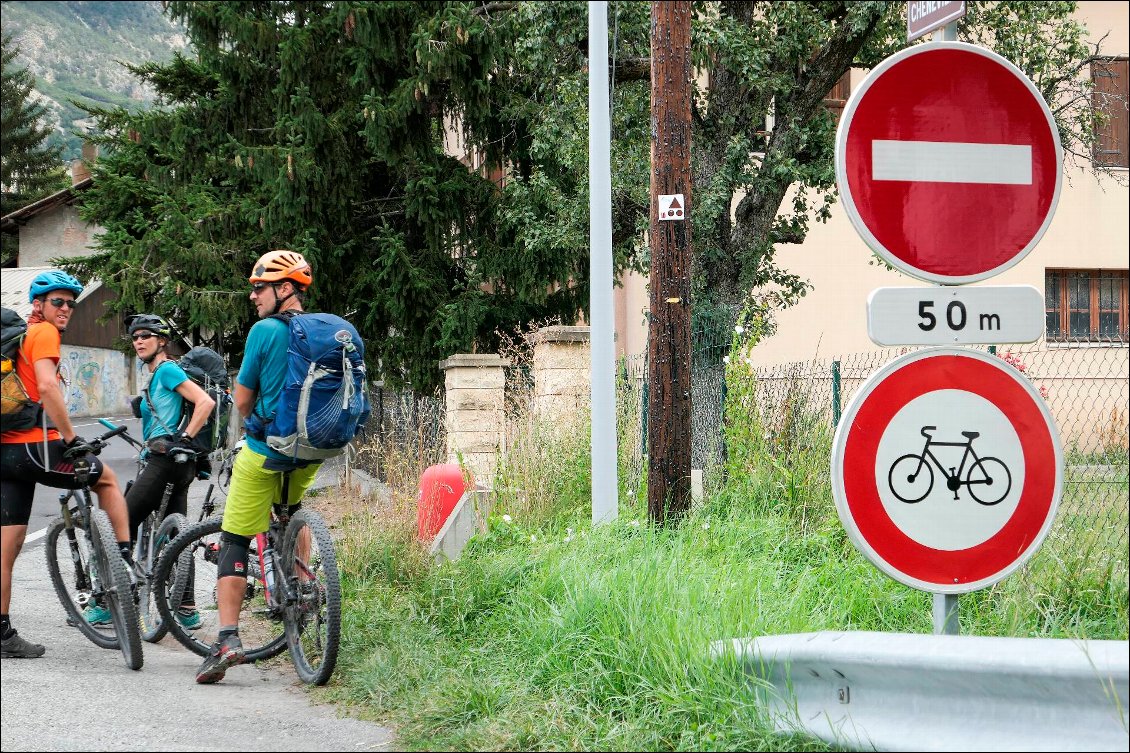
left=647, top=1, right=693, bottom=525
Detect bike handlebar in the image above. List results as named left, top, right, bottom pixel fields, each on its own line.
left=921, top=425, right=936, bottom=437
left=97, top=418, right=144, bottom=451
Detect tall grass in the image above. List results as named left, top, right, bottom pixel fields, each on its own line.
left=322, top=354, right=1129, bottom=751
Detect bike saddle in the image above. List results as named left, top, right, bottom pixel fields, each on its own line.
left=961, top=431, right=980, bottom=440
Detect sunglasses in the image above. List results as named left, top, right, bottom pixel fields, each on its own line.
left=250, top=282, right=274, bottom=293
left=131, top=332, right=156, bottom=342
left=46, top=297, right=78, bottom=309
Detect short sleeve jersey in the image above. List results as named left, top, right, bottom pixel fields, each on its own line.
left=1, top=321, right=63, bottom=444
left=140, top=360, right=189, bottom=441
left=238, top=317, right=290, bottom=461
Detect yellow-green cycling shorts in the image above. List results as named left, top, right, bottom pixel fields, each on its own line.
left=221, top=447, right=321, bottom=537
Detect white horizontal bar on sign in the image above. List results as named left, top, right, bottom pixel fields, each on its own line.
left=872, top=140, right=1032, bottom=184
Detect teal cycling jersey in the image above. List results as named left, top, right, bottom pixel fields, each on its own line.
left=237, top=317, right=290, bottom=461
left=141, top=361, right=189, bottom=440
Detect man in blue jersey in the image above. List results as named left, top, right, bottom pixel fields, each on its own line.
left=195, top=250, right=321, bottom=684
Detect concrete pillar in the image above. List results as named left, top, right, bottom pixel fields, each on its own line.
left=530, top=325, right=591, bottom=423
left=440, top=354, right=510, bottom=485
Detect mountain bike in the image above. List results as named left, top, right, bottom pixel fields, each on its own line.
left=152, top=471, right=342, bottom=685
left=43, top=425, right=143, bottom=670
left=92, top=418, right=194, bottom=643
left=887, top=425, right=1013, bottom=506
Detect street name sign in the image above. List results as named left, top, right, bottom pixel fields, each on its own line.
left=835, top=43, right=1062, bottom=284
left=831, top=347, right=1062, bottom=593
left=867, top=285, right=1044, bottom=346
left=907, top=1, right=966, bottom=42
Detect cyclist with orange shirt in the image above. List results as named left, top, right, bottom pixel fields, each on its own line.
left=1, top=271, right=133, bottom=659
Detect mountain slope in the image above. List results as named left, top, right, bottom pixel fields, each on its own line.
left=2, top=0, right=187, bottom=161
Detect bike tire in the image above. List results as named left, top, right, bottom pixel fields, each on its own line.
left=967, top=457, right=1013, bottom=506
left=281, top=506, right=339, bottom=682
left=282, top=509, right=342, bottom=685
left=138, top=513, right=189, bottom=643
left=44, top=515, right=118, bottom=650
left=91, top=508, right=144, bottom=670
left=153, top=516, right=288, bottom=661
left=888, top=454, right=934, bottom=503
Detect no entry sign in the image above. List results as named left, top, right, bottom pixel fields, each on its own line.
left=836, top=43, right=1062, bottom=284
left=831, top=348, right=1062, bottom=593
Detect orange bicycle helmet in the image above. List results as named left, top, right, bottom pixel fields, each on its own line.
left=249, top=250, right=313, bottom=288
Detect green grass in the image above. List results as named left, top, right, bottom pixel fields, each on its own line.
left=319, top=406, right=1128, bottom=750
left=316, top=357, right=1128, bottom=749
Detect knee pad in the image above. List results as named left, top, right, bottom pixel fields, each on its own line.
left=217, top=532, right=251, bottom=578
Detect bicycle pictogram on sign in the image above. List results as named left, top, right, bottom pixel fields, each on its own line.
left=887, top=425, right=1012, bottom=506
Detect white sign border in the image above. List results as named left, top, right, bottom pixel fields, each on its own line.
left=830, top=346, right=1064, bottom=594
left=834, top=42, right=1063, bottom=285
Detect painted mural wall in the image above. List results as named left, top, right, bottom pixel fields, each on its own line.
left=59, top=345, right=131, bottom=418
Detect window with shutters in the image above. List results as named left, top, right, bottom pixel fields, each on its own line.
left=1045, top=269, right=1129, bottom=343
left=823, top=71, right=851, bottom=124
left=1092, top=57, right=1128, bottom=168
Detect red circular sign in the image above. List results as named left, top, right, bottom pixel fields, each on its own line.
left=831, top=348, right=1062, bottom=593
left=836, top=43, right=1062, bottom=284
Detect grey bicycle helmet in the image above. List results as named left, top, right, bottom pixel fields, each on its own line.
left=127, top=313, right=173, bottom=339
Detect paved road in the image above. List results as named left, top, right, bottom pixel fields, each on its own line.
left=2, top=422, right=397, bottom=752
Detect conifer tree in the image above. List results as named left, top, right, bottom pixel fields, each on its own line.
left=1, top=32, right=66, bottom=265
left=75, top=1, right=594, bottom=391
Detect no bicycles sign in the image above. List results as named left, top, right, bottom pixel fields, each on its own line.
left=831, top=348, right=1062, bottom=593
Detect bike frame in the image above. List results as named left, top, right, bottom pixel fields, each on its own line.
left=912, top=435, right=984, bottom=485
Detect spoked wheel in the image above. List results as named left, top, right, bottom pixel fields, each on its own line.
left=90, top=508, right=144, bottom=670
left=887, top=454, right=935, bottom=503
left=282, top=509, right=342, bottom=685
left=153, top=516, right=288, bottom=661
left=45, top=514, right=117, bottom=650
left=138, top=513, right=189, bottom=643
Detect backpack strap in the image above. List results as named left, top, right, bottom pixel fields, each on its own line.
left=143, top=360, right=181, bottom=437
left=252, top=311, right=304, bottom=422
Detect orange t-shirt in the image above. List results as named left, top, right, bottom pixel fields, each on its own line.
left=1, top=321, right=63, bottom=444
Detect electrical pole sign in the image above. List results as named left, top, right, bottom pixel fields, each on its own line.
left=831, top=348, right=1062, bottom=594
left=836, top=42, right=1062, bottom=285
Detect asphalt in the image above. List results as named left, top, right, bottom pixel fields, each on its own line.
left=1, top=417, right=396, bottom=752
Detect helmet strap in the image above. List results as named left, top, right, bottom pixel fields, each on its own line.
left=271, top=285, right=296, bottom=315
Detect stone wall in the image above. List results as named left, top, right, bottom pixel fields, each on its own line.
left=440, top=354, right=509, bottom=484
left=530, top=326, right=591, bottom=422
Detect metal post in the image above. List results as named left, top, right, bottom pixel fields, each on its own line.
left=933, top=593, right=960, bottom=634
left=589, top=0, right=619, bottom=525
left=831, top=359, right=842, bottom=429
left=939, top=20, right=958, bottom=41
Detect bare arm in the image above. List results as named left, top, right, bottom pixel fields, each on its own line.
left=34, top=358, right=76, bottom=442
left=234, top=383, right=256, bottom=419
left=174, top=379, right=217, bottom=439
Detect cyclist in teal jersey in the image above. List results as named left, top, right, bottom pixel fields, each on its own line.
left=195, top=250, right=321, bottom=684
left=81, top=315, right=215, bottom=628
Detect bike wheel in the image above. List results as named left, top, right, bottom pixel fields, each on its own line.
left=91, top=508, right=143, bottom=670
left=153, top=516, right=288, bottom=661
left=282, top=509, right=342, bottom=686
left=138, top=513, right=189, bottom=643
left=967, top=457, right=1012, bottom=506
left=44, top=514, right=117, bottom=650
left=888, top=454, right=934, bottom=503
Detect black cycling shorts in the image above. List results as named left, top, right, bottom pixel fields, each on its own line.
left=0, top=440, right=105, bottom=527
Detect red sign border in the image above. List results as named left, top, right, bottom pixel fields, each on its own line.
left=831, top=347, right=1063, bottom=594
left=834, top=42, right=1063, bottom=285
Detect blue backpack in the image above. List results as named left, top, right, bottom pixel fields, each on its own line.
left=251, top=312, right=370, bottom=461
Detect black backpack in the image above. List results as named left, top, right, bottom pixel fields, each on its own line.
left=176, top=346, right=233, bottom=452
left=1, top=307, right=40, bottom=430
